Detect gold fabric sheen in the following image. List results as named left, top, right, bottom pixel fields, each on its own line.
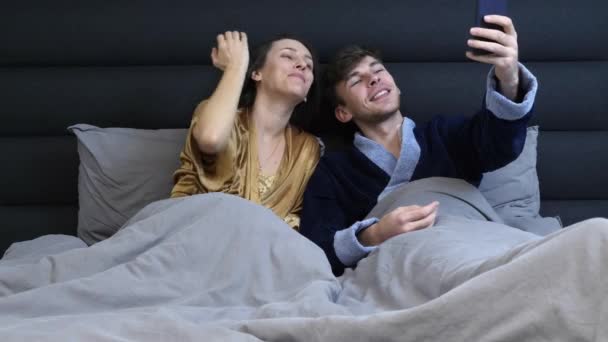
left=171, top=102, right=320, bottom=230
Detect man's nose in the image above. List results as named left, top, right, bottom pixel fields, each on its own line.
left=369, top=75, right=380, bottom=87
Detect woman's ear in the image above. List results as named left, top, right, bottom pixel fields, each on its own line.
left=251, top=70, right=262, bottom=81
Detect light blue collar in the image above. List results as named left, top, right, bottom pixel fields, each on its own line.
left=354, top=117, right=421, bottom=200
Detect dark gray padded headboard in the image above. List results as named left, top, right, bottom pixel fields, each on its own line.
left=1, top=0, right=607, bottom=253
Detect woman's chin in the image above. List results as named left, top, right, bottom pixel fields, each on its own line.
left=281, top=90, right=308, bottom=104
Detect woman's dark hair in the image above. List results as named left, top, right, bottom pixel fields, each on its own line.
left=237, top=34, right=320, bottom=131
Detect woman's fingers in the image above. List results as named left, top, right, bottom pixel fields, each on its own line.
left=212, top=31, right=249, bottom=71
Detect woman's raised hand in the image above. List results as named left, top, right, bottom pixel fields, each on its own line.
left=211, top=31, right=249, bottom=72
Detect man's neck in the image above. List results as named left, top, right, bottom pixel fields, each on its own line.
left=357, top=111, right=404, bottom=159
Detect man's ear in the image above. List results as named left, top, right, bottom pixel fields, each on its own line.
left=335, top=105, right=353, bottom=123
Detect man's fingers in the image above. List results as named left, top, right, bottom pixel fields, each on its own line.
left=391, top=205, right=420, bottom=217
left=467, top=39, right=510, bottom=56
left=422, top=212, right=437, bottom=228
left=430, top=214, right=437, bottom=227
left=399, top=210, right=427, bottom=223
left=397, top=202, right=438, bottom=215
left=419, top=201, right=439, bottom=215
left=404, top=212, right=437, bottom=232
left=398, top=202, right=438, bottom=223
left=469, top=27, right=515, bottom=47
left=465, top=51, right=498, bottom=64
left=396, top=200, right=439, bottom=213
left=483, top=15, right=517, bottom=37
left=240, top=32, right=248, bottom=43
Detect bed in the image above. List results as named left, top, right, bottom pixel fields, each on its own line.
left=1, top=0, right=607, bottom=340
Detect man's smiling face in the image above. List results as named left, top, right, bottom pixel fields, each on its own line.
left=334, top=56, right=401, bottom=124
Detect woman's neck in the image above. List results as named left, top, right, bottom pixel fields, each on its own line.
left=250, top=92, right=295, bottom=139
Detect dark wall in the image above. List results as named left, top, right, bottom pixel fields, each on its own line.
left=1, top=0, right=607, bottom=252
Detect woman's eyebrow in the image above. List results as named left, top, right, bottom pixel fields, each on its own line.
left=280, top=47, right=313, bottom=61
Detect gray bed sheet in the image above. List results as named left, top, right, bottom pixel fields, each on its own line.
left=1, top=179, right=607, bottom=341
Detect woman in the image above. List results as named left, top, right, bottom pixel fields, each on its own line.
left=171, top=31, right=322, bottom=230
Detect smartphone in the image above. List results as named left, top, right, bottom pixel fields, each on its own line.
left=470, top=0, right=509, bottom=55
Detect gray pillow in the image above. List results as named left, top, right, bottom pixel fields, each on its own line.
left=478, top=126, right=561, bottom=235
left=69, top=124, right=557, bottom=245
left=68, top=124, right=187, bottom=245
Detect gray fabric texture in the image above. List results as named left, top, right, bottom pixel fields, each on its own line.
left=1, top=190, right=608, bottom=341
left=1, top=235, right=86, bottom=266
left=68, top=124, right=187, bottom=245
left=479, top=126, right=562, bottom=234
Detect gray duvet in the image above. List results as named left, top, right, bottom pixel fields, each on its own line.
left=1, top=178, right=607, bottom=341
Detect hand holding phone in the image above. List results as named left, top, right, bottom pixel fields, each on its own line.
left=469, top=0, right=508, bottom=56
left=465, top=0, right=520, bottom=101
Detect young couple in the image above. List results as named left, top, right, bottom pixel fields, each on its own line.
left=172, top=16, right=540, bottom=275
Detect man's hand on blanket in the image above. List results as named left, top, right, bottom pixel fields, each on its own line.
left=358, top=201, right=439, bottom=246
left=466, top=15, right=520, bottom=101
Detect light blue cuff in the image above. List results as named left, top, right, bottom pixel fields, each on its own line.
left=486, top=62, right=538, bottom=121
left=315, top=136, right=326, bottom=157
left=334, top=217, right=379, bottom=267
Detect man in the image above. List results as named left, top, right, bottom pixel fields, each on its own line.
left=300, top=15, right=538, bottom=276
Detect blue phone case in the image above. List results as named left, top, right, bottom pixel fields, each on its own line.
left=471, top=0, right=509, bottom=55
